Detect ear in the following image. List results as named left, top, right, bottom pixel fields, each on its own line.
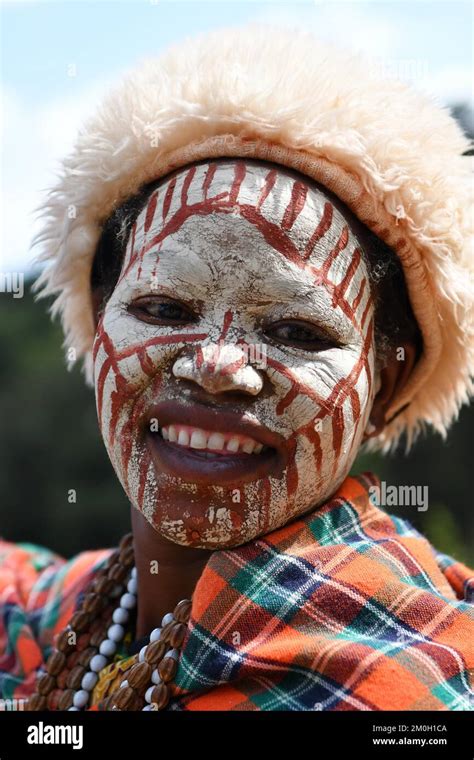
left=91, top=286, right=105, bottom=331
left=363, top=341, right=418, bottom=441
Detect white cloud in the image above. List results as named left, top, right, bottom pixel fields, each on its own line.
left=249, top=2, right=398, bottom=58
left=1, top=78, right=112, bottom=274
left=249, top=2, right=472, bottom=106
left=420, top=63, right=474, bottom=106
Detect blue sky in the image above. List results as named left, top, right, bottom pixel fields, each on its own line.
left=1, top=0, right=472, bottom=272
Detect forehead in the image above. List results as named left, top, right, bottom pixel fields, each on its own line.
left=123, top=160, right=368, bottom=292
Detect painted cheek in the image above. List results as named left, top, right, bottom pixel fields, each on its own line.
left=93, top=293, right=215, bottom=523
left=257, top=226, right=375, bottom=527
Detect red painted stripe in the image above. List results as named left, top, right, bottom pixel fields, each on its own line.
left=162, top=177, right=177, bottom=220
left=352, top=278, right=366, bottom=313
left=202, top=163, right=218, bottom=198
left=361, top=298, right=372, bottom=330
left=220, top=309, right=233, bottom=341
left=195, top=344, right=204, bottom=370
left=331, top=248, right=362, bottom=307
left=331, top=405, right=345, bottom=463
left=320, top=225, right=349, bottom=278
left=312, top=430, right=323, bottom=472
left=257, top=169, right=278, bottom=211
left=281, top=181, right=307, bottom=231
left=229, top=162, right=247, bottom=204
left=181, top=165, right=196, bottom=207
left=350, top=387, right=361, bottom=424
left=138, top=348, right=157, bottom=376
left=303, top=202, right=333, bottom=260
left=144, top=192, right=158, bottom=234
left=266, top=356, right=328, bottom=416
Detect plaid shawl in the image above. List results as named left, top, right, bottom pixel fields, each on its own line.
left=1, top=473, right=473, bottom=711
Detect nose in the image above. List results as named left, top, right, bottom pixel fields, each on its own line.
left=172, top=342, right=263, bottom=396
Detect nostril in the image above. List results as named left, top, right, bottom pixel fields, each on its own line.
left=172, top=350, right=264, bottom=397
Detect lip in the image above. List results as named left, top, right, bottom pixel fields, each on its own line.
left=142, top=400, right=288, bottom=485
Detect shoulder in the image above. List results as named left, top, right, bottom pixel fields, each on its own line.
left=0, top=538, right=113, bottom=617
left=0, top=539, right=115, bottom=702
left=0, top=540, right=64, bottom=609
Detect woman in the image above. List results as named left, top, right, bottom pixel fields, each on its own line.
left=1, top=23, right=473, bottom=712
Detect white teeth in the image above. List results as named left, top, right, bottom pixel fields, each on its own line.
left=190, top=430, right=207, bottom=449
left=207, top=432, right=226, bottom=450
left=178, top=429, right=190, bottom=446
left=160, top=425, right=266, bottom=455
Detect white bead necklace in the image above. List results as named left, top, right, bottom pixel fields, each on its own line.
left=67, top=565, right=184, bottom=711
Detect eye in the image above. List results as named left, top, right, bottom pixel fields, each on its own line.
left=127, top=296, right=197, bottom=325
left=264, top=320, right=341, bottom=351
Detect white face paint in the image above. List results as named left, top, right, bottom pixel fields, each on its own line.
left=93, top=159, right=377, bottom=549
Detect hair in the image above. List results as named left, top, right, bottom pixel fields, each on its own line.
left=359, top=226, right=423, bottom=368
left=91, top=161, right=423, bottom=370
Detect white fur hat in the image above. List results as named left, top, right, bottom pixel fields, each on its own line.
left=32, top=22, right=474, bottom=451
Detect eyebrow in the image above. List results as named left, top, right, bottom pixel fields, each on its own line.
left=249, top=276, right=322, bottom=303
left=148, top=248, right=323, bottom=301
left=140, top=246, right=212, bottom=294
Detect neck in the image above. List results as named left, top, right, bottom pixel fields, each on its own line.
left=130, top=506, right=212, bottom=639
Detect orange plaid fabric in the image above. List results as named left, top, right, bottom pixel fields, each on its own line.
left=1, top=473, right=473, bottom=711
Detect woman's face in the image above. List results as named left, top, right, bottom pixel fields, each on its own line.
left=93, top=159, right=377, bottom=549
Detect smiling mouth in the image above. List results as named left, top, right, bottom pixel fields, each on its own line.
left=143, top=403, right=286, bottom=485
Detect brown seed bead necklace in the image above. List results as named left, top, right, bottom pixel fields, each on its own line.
left=26, top=533, right=192, bottom=711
